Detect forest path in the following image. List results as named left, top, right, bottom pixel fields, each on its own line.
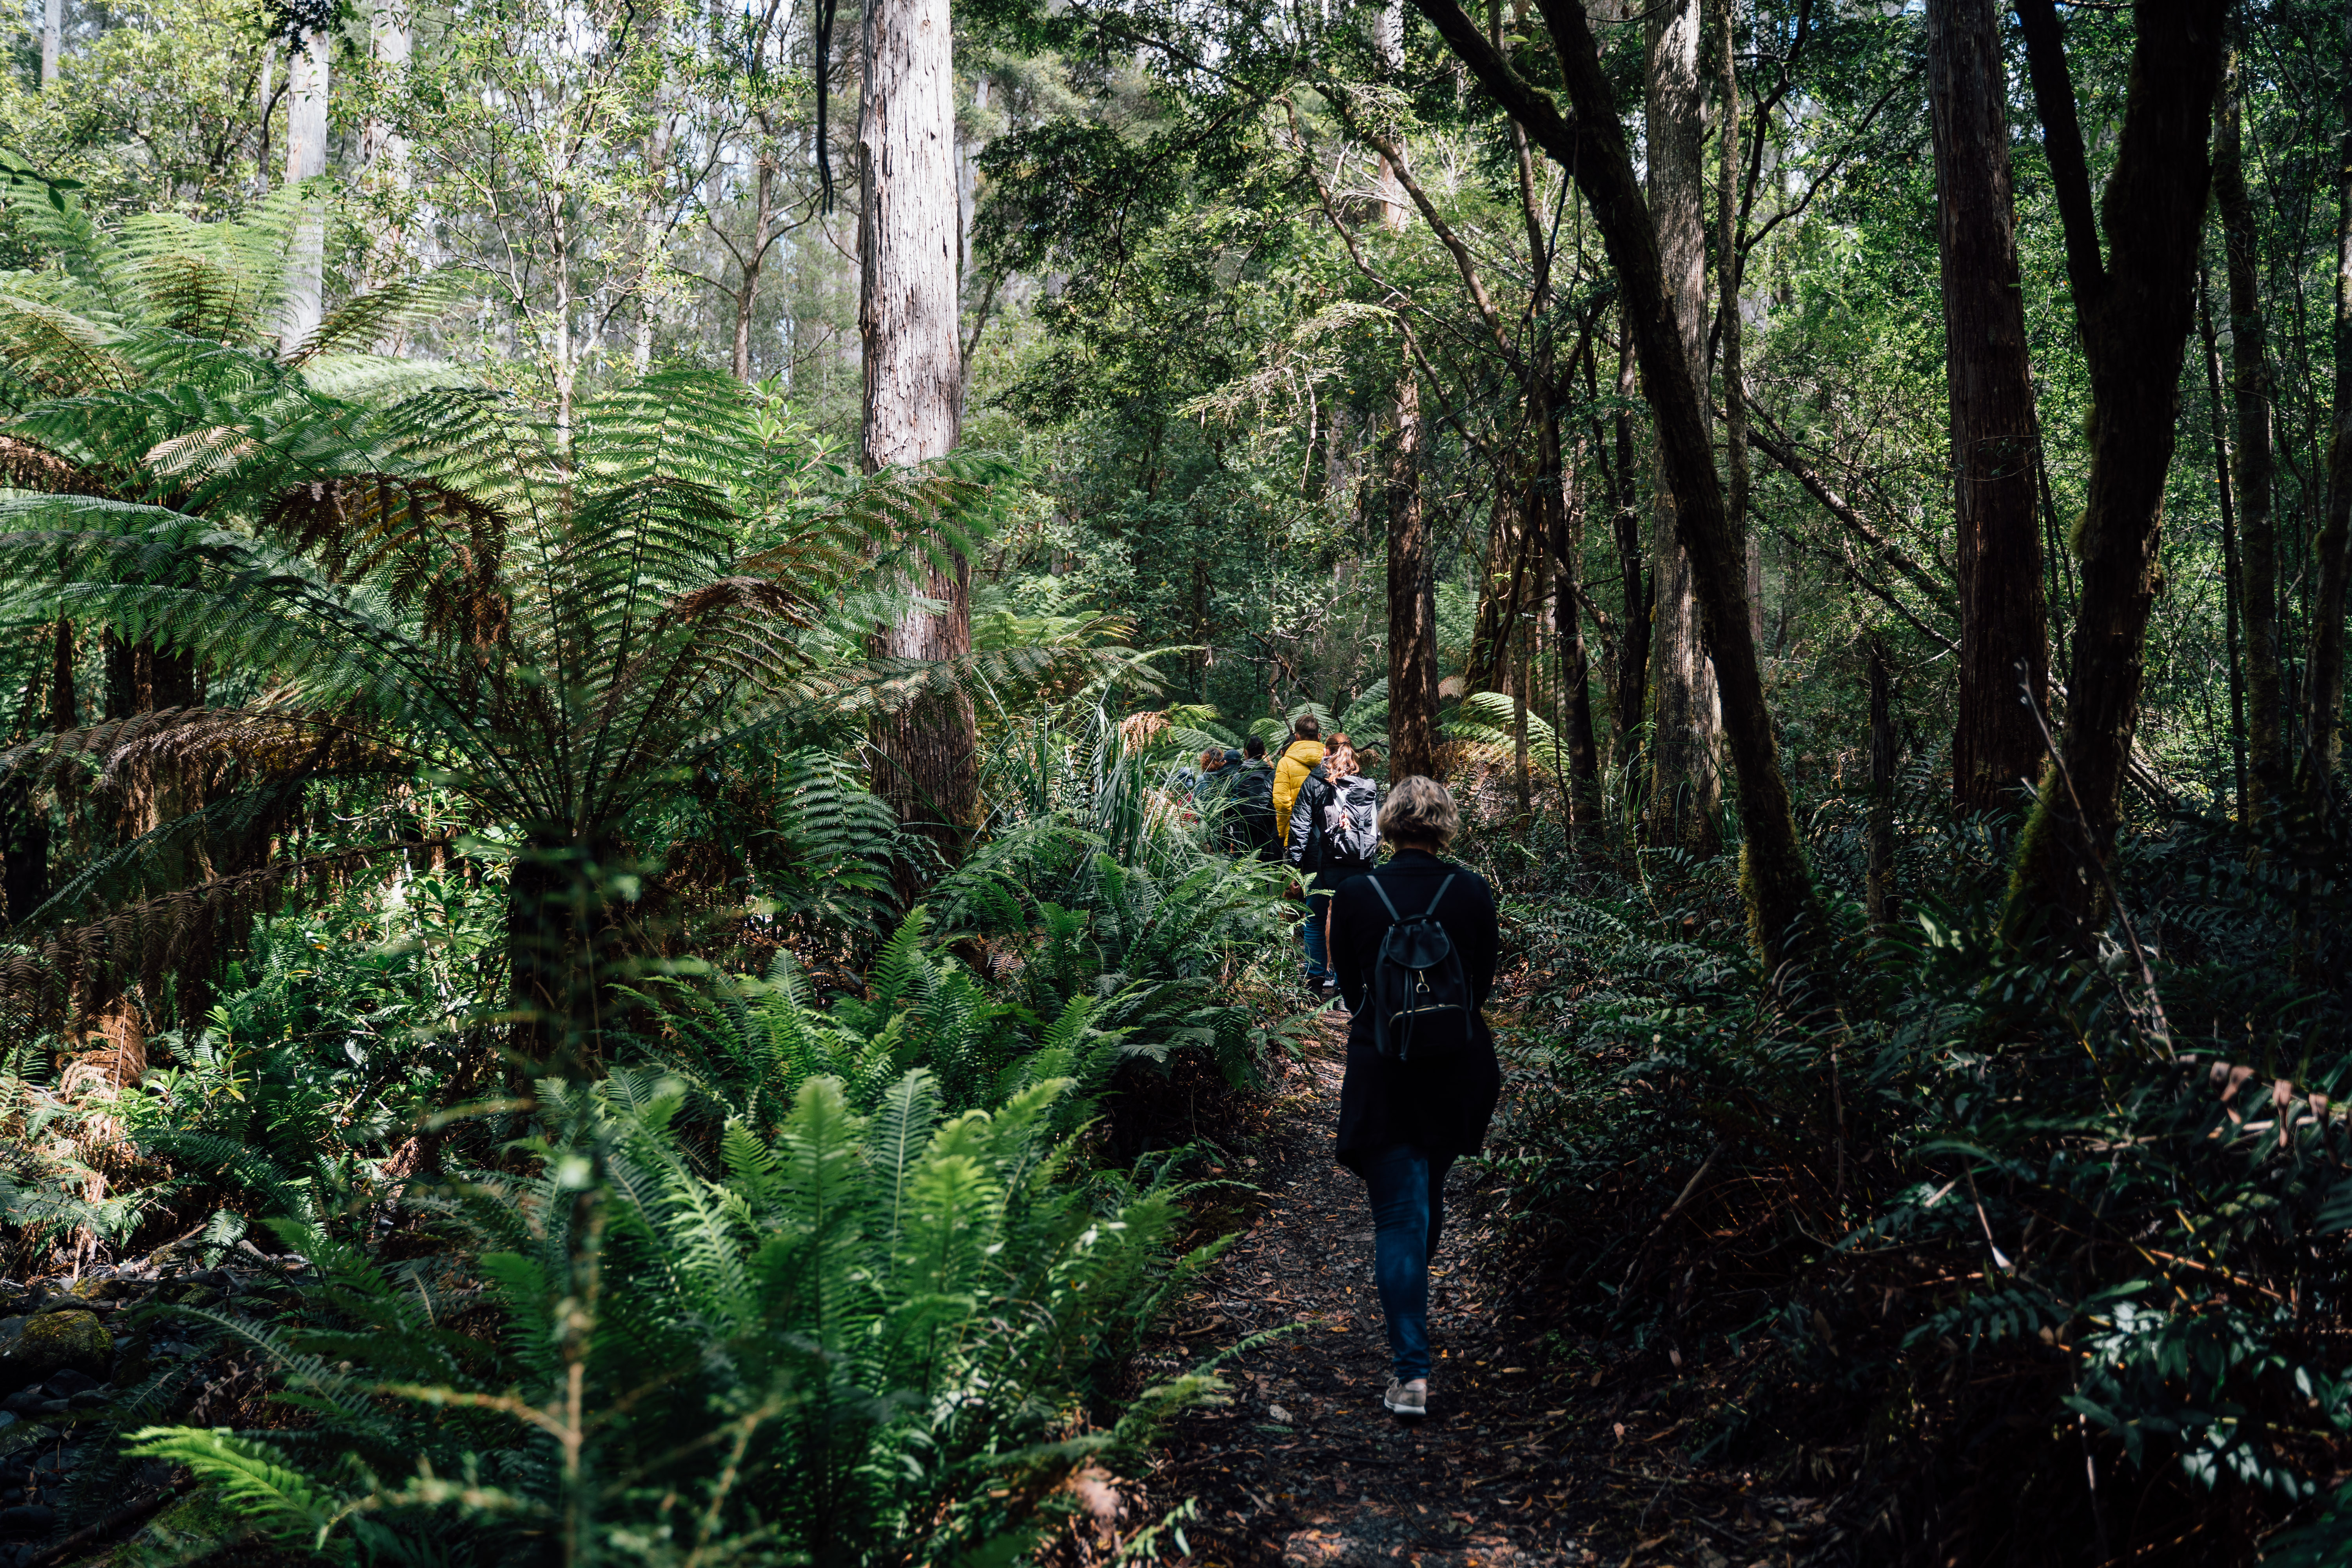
left=1111, top=1013, right=1778, bottom=1567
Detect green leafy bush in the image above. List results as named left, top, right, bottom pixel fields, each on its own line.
left=127, top=1055, right=1227, bottom=1566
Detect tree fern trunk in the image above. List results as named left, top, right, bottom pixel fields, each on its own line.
left=505, top=838, right=629, bottom=1073
left=861, top=0, right=975, bottom=892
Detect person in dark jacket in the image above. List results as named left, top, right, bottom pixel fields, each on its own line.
left=1327, top=775, right=1501, bottom=1417
left=1224, top=735, right=1278, bottom=857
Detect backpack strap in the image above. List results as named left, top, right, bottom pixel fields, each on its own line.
left=1421, top=874, right=1456, bottom=918
left=1368, top=875, right=1403, bottom=922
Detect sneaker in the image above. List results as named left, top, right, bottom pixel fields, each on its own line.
left=1383, top=1378, right=1428, bottom=1417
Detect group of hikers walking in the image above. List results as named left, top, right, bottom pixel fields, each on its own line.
left=1181, top=714, right=1383, bottom=995
left=1173, top=714, right=1504, bottom=1422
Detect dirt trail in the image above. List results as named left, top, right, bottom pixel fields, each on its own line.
left=1114, top=1015, right=1824, bottom=1568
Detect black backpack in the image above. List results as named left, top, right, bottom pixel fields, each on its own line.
left=1229, top=762, right=1277, bottom=855
left=1366, top=874, right=1475, bottom=1062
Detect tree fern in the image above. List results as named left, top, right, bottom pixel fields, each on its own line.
left=0, top=351, right=1118, bottom=1059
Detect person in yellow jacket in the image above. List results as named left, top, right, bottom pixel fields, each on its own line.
left=1272, top=715, right=1327, bottom=851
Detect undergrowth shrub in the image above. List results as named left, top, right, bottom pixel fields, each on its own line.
left=1482, top=797, right=2352, bottom=1566
left=126, top=1051, right=1229, bottom=1566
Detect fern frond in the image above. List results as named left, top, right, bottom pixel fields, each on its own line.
left=123, top=1428, right=358, bottom=1553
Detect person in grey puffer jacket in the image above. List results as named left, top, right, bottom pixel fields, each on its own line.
left=1288, top=735, right=1381, bottom=993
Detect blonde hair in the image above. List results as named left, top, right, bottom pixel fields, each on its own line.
left=1327, top=734, right=1356, bottom=779
left=1378, top=775, right=1459, bottom=850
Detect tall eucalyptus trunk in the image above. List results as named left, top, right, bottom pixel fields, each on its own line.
left=636, top=86, right=678, bottom=374
left=861, top=0, right=975, bottom=886
left=40, top=0, right=60, bottom=87
left=1928, top=0, right=2048, bottom=815
left=1374, top=0, right=1440, bottom=780
left=359, top=0, right=413, bottom=345
left=1387, top=358, right=1442, bottom=780
left=1642, top=0, right=1720, bottom=853
left=278, top=16, right=331, bottom=357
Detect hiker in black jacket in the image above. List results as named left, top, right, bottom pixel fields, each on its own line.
left=1327, top=775, right=1501, bottom=1418
left=1222, top=735, right=1278, bottom=857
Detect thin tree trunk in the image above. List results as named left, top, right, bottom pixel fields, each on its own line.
left=1867, top=638, right=1897, bottom=929
left=360, top=0, right=413, bottom=345
left=1719, top=0, right=1757, bottom=652
left=278, top=21, right=332, bottom=357
left=2213, top=50, right=2285, bottom=817
left=734, top=145, right=777, bottom=380
left=1377, top=0, right=1408, bottom=229
left=1408, top=0, right=1824, bottom=973
left=40, top=0, right=60, bottom=88
left=862, top=0, right=975, bottom=886
left=1553, top=417, right=1603, bottom=828
left=2005, top=0, right=2228, bottom=947
left=1388, top=356, right=1441, bottom=780
left=1928, top=0, right=2049, bottom=815
left=550, top=200, right=575, bottom=440
left=2302, top=18, right=2352, bottom=816
left=1465, top=467, right=1537, bottom=697
left=1642, top=0, right=1720, bottom=853
left=1607, top=309, right=1650, bottom=771
left=2, top=622, right=70, bottom=927
left=635, top=87, right=677, bottom=375
left=1375, top=9, right=1431, bottom=780
left=957, top=73, right=991, bottom=412
left=1513, top=603, right=1534, bottom=822
left=2198, top=267, right=2250, bottom=819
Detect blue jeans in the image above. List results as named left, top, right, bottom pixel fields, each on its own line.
left=1362, top=1143, right=1453, bottom=1381
left=1301, top=894, right=1332, bottom=982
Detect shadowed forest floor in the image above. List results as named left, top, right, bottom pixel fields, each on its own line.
left=1085, top=1010, right=1852, bottom=1568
